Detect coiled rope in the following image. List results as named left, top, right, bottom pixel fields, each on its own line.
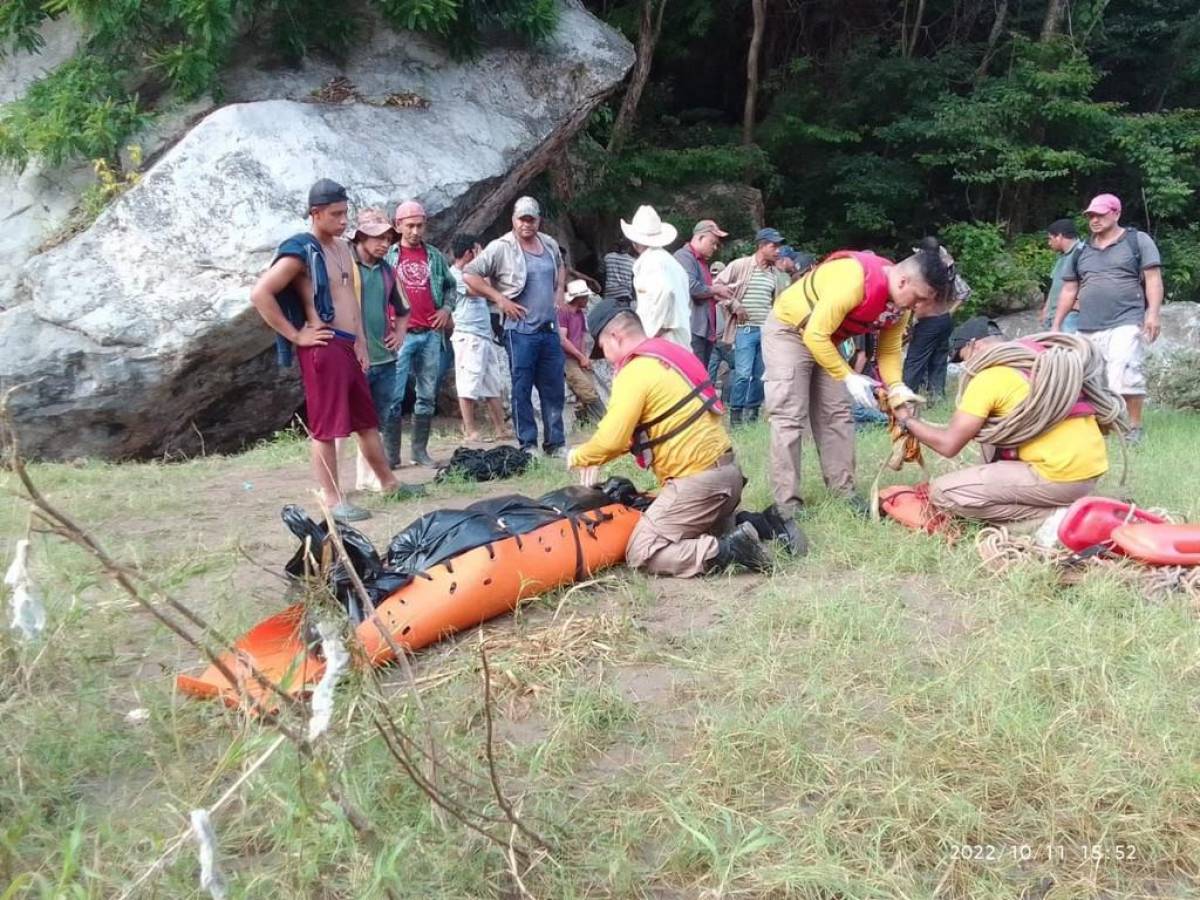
left=956, top=331, right=1131, bottom=483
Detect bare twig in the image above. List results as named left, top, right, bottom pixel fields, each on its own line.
left=480, top=641, right=549, bottom=851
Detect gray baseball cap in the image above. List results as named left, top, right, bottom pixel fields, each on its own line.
left=513, top=196, right=541, bottom=218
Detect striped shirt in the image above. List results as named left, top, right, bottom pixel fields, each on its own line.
left=740, top=270, right=776, bottom=326
left=601, top=252, right=635, bottom=303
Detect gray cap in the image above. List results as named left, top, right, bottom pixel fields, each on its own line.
left=308, top=178, right=348, bottom=208
left=513, top=196, right=541, bottom=218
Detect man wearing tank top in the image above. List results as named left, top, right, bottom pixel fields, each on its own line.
left=464, top=196, right=569, bottom=458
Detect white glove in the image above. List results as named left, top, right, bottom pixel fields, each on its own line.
left=844, top=373, right=880, bottom=410
left=886, top=382, right=923, bottom=410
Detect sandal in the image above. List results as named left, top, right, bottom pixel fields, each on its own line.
left=332, top=502, right=371, bottom=522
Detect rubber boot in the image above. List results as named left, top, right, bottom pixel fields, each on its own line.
left=729, top=409, right=743, bottom=428
left=409, top=414, right=436, bottom=468
left=706, top=522, right=773, bottom=574
left=382, top=417, right=403, bottom=469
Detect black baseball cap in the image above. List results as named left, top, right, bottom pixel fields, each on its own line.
left=586, top=298, right=638, bottom=359
left=308, top=178, right=348, bottom=209
left=949, top=316, right=1003, bottom=362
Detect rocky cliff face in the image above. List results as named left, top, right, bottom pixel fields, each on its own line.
left=0, top=3, right=633, bottom=460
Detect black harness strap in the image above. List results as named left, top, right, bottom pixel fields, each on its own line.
left=631, top=383, right=722, bottom=456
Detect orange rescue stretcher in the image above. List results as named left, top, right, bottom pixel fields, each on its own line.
left=177, top=494, right=642, bottom=712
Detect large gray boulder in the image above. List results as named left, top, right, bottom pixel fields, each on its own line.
left=991, top=302, right=1200, bottom=358
left=0, top=3, right=633, bottom=460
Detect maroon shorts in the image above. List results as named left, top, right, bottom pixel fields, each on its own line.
left=297, top=336, right=379, bottom=441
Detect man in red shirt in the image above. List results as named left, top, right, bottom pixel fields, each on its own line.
left=384, top=200, right=458, bottom=467
left=558, top=280, right=606, bottom=424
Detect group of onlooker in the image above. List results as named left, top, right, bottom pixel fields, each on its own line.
left=250, top=179, right=1163, bottom=526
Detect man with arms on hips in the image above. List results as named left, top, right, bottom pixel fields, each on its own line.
left=895, top=317, right=1109, bottom=525
left=1052, top=193, right=1162, bottom=444
left=763, top=242, right=953, bottom=518
left=384, top=200, right=457, bottom=467
left=249, top=179, right=408, bottom=522
left=567, top=300, right=775, bottom=576
left=464, top=196, right=569, bottom=458
left=623, top=205, right=692, bottom=348
left=673, top=219, right=733, bottom=367
left=1040, top=218, right=1082, bottom=333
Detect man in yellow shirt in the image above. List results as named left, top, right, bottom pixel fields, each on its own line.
left=763, top=244, right=954, bottom=517
left=894, top=317, right=1108, bottom=524
left=567, top=299, right=777, bottom=576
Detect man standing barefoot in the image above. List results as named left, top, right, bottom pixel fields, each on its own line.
left=250, top=179, right=406, bottom=521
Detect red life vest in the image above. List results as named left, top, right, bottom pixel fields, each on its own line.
left=804, top=250, right=898, bottom=343
left=992, top=339, right=1097, bottom=461
left=616, top=337, right=725, bottom=469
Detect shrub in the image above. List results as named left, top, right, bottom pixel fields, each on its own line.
left=941, top=222, right=1049, bottom=317
left=1155, top=226, right=1200, bottom=303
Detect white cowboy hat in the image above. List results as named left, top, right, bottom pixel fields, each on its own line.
left=565, top=279, right=591, bottom=301
left=620, top=205, right=678, bottom=248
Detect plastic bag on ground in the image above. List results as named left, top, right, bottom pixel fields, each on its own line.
left=435, top=446, right=532, bottom=483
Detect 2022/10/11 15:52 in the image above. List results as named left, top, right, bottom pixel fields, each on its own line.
left=949, top=844, right=1139, bottom=863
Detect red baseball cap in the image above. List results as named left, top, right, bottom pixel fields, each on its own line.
left=1084, top=193, right=1121, bottom=216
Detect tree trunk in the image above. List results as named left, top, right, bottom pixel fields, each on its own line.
left=742, top=0, right=766, bottom=145
left=1040, top=0, right=1069, bottom=40
left=975, top=0, right=1009, bottom=81
left=906, top=0, right=927, bottom=57
left=607, top=0, right=667, bottom=154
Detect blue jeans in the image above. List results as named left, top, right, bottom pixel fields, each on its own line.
left=506, top=328, right=566, bottom=450
left=389, top=329, right=442, bottom=420
left=707, top=341, right=734, bottom=405
left=367, top=361, right=396, bottom=426
left=731, top=325, right=764, bottom=412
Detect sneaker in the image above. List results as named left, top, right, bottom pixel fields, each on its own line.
left=709, top=521, right=774, bottom=573
left=520, top=444, right=542, bottom=458
left=331, top=502, right=371, bottom=523
left=545, top=445, right=569, bottom=460
left=1124, top=426, right=1144, bottom=446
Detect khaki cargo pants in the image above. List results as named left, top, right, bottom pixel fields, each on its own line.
left=625, top=456, right=744, bottom=577
left=761, top=312, right=855, bottom=516
left=564, top=358, right=601, bottom=405
left=930, top=461, right=1098, bottom=524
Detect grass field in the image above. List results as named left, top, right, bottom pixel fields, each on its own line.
left=2, top=409, right=1199, bottom=899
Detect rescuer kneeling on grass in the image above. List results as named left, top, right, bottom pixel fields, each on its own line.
left=894, top=317, right=1118, bottom=526
left=567, top=299, right=778, bottom=576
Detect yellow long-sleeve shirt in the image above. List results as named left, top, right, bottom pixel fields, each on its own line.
left=959, top=367, right=1108, bottom=482
left=774, top=257, right=909, bottom=386
left=568, top=356, right=730, bottom=483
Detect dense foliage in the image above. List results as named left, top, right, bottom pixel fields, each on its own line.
left=0, top=0, right=557, bottom=172
left=4, top=0, right=1200, bottom=311
left=579, top=0, right=1200, bottom=311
